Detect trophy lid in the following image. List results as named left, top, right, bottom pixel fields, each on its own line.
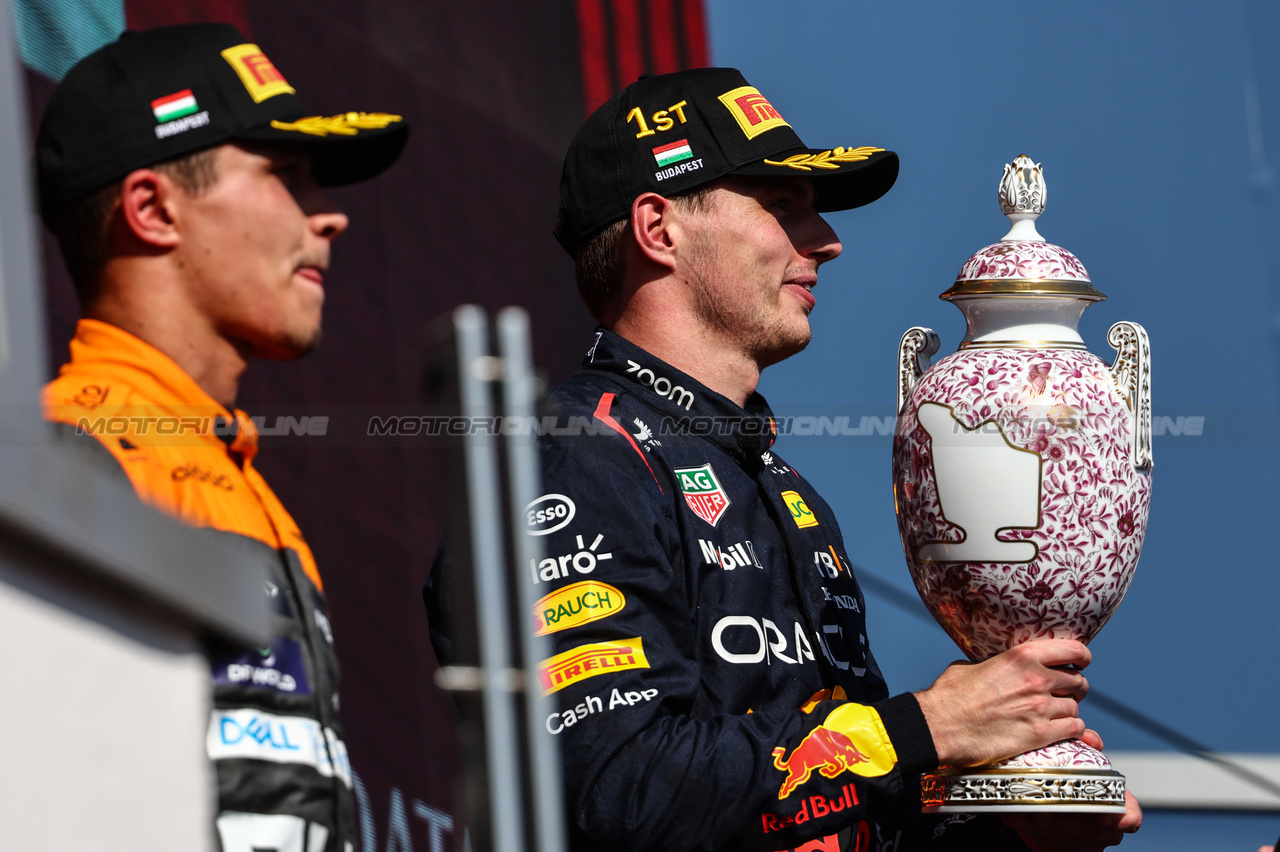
left=942, top=154, right=1105, bottom=301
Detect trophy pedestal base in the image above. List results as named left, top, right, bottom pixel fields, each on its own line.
left=922, top=768, right=1127, bottom=813
left=922, top=742, right=1127, bottom=814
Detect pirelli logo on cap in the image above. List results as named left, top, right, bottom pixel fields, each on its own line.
left=718, top=85, right=790, bottom=139
left=221, top=43, right=295, bottom=103
left=538, top=637, right=648, bottom=695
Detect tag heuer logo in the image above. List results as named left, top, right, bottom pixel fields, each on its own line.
left=675, top=463, right=730, bottom=527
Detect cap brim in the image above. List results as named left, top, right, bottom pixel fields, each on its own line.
left=730, top=148, right=898, bottom=212
left=234, top=113, right=410, bottom=186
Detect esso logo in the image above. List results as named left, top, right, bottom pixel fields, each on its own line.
left=525, top=494, right=576, bottom=536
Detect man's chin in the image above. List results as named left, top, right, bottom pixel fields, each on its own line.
left=758, top=330, right=811, bottom=369
left=250, top=330, right=322, bottom=361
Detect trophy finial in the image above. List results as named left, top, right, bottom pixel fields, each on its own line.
left=998, top=154, right=1046, bottom=242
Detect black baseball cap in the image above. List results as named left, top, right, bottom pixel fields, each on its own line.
left=36, top=22, right=409, bottom=221
left=554, top=67, right=898, bottom=254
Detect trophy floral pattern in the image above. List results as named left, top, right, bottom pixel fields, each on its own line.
left=957, top=241, right=1090, bottom=282
left=994, top=737, right=1113, bottom=770
left=893, top=347, right=1152, bottom=662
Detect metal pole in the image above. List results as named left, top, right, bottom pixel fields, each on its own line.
left=496, top=307, right=566, bottom=852
left=454, top=305, right=526, bottom=852
left=0, top=0, right=51, bottom=446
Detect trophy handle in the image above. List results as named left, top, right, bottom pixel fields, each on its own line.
left=897, top=327, right=940, bottom=415
left=1107, top=321, right=1153, bottom=470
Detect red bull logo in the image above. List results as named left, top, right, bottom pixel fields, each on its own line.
left=770, top=704, right=898, bottom=799
left=761, top=795, right=870, bottom=847
left=771, top=728, right=871, bottom=799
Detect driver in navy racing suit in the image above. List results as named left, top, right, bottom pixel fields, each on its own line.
left=513, top=67, right=1143, bottom=852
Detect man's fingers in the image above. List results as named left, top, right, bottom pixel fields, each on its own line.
left=1118, top=791, right=1142, bottom=833
left=1047, top=694, right=1082, bottom=721
left=1003, top=813, right=1126, bottom=850
left=1004, top=794, right=1140, bottom=852
left=919, top=639, right=1108, bottom=766
left=1014, top=637, right=1093, bottom=669
left=1047, top=716, right=1088, bottom=746
left=1045, top=666, right=1089, bottom=701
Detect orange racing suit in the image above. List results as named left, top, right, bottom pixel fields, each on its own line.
left=44, top=318, right=355, bottom=852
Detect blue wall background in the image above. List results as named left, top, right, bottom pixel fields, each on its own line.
left=706, top=2, right=1280, bottom=849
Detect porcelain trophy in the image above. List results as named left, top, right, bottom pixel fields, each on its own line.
left=892, top=155, right=1152, bottom=812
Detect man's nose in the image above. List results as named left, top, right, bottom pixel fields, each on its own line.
left=801, top=213, right=842, bottom=265
left=312, top=208, right=349, bottom=240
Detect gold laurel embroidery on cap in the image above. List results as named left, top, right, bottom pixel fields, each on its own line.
left=269, top=112, right=403, bottom=137
left=763, top=146, right=885, bottom=171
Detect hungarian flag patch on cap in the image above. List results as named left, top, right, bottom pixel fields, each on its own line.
left=151, top=89, right=198, bottom=123
left=652, top=139, right=693, bottom=167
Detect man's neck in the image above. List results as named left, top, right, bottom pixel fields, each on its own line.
left=87, top=268, right=248, bottom=408
left=611, top=314, right=762, bottom=408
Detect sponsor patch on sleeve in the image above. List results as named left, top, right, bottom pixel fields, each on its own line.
left=770, top=703, right=896, bottom=800
left=538, top=637, right=648, bottom=695
left=533, top=581, right=625, bottom=635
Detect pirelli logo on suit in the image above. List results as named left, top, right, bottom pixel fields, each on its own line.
left=538, top=637, right=649, bottom=695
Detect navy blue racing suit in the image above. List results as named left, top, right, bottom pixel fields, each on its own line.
left=521, top=330, right=1026, bottom=852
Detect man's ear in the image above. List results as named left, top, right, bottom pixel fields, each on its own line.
left=630, top=192, right=681, bottom=272
left=118, top=169, right=181, bottom=248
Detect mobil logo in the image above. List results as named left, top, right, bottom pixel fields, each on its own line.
left=525, top=493, right=576, bottom=536
left=675, top=463, right=731, bottom=527
left=699, top=538, right=762, bottom=570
